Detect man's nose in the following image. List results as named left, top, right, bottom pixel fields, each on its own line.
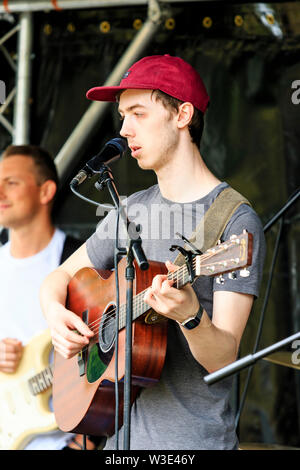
left=120, top=117, right=134, bottom=138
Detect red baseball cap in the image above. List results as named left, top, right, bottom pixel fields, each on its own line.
left=86, top=54, right=210, bottom=113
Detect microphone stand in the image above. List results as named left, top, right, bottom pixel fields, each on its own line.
left=204, top=331, right=300, bottom=385
left=94, top=164, right=149, bottom=450
left=205, top=188, right=300, bottom=428
left=234, top=187, right=300, bottom=428
left=263, top=187, right=299, bottom=233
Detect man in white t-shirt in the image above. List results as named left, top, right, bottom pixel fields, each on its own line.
left=0, top=145, right=96, bottom=450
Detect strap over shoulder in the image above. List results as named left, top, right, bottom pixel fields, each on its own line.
left=60, top=235, right=82, bottom=264
left=174, top=186, right=251, bottom=266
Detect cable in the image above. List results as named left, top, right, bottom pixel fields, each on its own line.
left=113, top=203, right=122, bottom=450
left=70, top=182, right=114, bottom=210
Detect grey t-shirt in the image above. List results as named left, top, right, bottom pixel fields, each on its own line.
left=86, top=182, right=266, bottom=450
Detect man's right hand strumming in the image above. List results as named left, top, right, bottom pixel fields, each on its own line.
left=45, top=301, right=94, bottom=359
left=40, top=243, right=95, bottom=359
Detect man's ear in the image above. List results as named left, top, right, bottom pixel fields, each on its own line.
left=39, top=180, right=57, bottom=205
left=176, top=102, right=194, bottom=129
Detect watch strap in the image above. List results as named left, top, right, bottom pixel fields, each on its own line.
left=178, top=305, right=204, bottom=330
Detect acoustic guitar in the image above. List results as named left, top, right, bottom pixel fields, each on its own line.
left=53, top=232, right=252, bottom=437
left=0, top=329, right=57, bottom=450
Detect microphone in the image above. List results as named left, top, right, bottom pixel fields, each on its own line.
left=70, top=137, right=127, bottom=187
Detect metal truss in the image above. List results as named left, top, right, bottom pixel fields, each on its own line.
left=0, top=11, right=32, bottom=144
left=0, top=0, right=285, bottom=176
left=0, top=18, right=19, bottom=138
left=0, top=0, right=213, bottom=14
left=0, top=0, right=170, bottom=181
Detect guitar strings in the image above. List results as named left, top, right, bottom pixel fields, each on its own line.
left=84, top=254, right=201, bottom=334
left=82, top=259, right=192, bottom=338
left=81, top=244, right=237, bottom=342
left=85, top=244, right=240, bottom=338
left=79, top=261, right=191, bottom=354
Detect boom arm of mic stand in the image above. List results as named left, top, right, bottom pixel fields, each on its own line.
left=204, top=331, right=300, bottom=385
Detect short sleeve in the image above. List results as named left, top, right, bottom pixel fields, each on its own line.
left=213, top=204, right=266, bottom=298
left=86, top=208, right=118, bottom=270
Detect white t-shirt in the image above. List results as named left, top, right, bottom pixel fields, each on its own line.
left=0, top=229, right=74, bottom=450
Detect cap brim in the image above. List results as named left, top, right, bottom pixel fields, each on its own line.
left=86, top=86, right=125, bottom=102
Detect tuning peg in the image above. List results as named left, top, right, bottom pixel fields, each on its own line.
left=216, top=275, right=225, bottom=284
left=230, top=234, right=241, bottom=245
left=206, top=266, right=216, bottom=273
left=239, top=268, right=250, bottom=277
left=228, top=272, right=237, bottom=280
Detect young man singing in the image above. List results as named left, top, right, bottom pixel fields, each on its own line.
left=40, top=55, right=266, bottom=450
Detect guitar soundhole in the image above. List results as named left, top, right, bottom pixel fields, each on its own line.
left=86, top=304, right=117, bottom=384
left=98, top=303, right=116, bottom=354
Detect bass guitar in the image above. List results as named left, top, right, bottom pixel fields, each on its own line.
left=53, top=231, right=252, bottom=437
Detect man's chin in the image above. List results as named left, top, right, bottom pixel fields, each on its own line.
left=135, top=158, right=156, bottom=172
left=0, top=217, right=14, bottom=229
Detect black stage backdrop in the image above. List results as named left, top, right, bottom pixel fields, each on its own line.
left=0, top=1, right=299, bottom=448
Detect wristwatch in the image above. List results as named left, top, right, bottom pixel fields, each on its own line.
left=178, top=305, right=204, bottom=330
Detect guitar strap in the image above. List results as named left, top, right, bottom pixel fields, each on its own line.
left=144, top=186, right=251, bottom=324
left=173, top=186, right=251, bottom=267
left=60, top=235, right=82, bottom=264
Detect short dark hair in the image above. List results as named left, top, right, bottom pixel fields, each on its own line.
left=152, top=90, right=205, bottom=148
left=2, top=145, right=59, bottom=187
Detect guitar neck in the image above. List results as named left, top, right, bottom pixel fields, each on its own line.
left=116, top=231, right=252, bottom=331
left=28, top=364, right=54, bottom=396
left=118, top=263, right=190, bottom=330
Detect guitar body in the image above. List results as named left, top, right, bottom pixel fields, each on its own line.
left=53, top=231, right=253, bottom=437
left=53, top=258, right=168, bottom=437
left=0, top=329, right=57, bottom=450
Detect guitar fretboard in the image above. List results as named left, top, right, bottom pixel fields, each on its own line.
left=28, top=364, right=54, bottom=396
left=91, top=231, right=250, bottom=336
left=118, top=263, right=190, bottom=330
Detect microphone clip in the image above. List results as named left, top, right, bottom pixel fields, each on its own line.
left=94, top=165, right=113, bottom=192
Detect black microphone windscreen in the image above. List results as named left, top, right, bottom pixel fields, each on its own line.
left=87, top=137, right=127, bottom=171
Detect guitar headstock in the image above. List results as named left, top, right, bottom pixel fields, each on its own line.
left=195, top=230, right=253, bottom=279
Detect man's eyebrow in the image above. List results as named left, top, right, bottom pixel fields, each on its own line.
left=1, top=175, right=21, bottom=181
left=118, top=103, right=147, bottom=114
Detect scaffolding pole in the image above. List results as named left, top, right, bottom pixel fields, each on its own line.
left=55, top=0, right=165, bottom=180
left=0, top=0, right=209, bottom=14
left=12, top=11, right=33, bottom=144
left=0, top=22, right=19, bottom=138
